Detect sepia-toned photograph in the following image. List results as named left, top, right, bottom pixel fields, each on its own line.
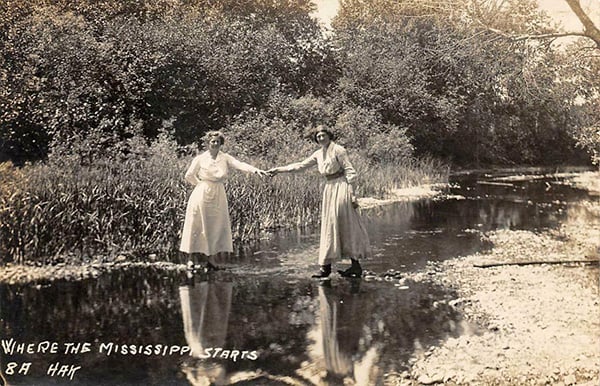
left=1, top=0, right=599, bottom=385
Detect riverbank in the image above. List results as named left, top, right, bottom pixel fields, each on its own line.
left=0, top=183, right=444, bottom=285
left=388, top=171, right=600, bottom=385
left=0, top=260, right=185, bottom=285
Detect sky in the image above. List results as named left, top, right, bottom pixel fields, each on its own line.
left=311, top=0, right=339, bottom=29
left=537, top=0, right=600, bottom=31
left=311, top=0, right=600, bottom=32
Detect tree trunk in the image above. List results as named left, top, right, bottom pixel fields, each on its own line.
left=564, top=0, right=600, bottom=49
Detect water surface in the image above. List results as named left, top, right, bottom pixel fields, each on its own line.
left=1, top=168, right=596, bottom=385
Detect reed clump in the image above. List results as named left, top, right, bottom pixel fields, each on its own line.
left=0, top=140, right=447, bottom=264
left=353, top=155, right=449, bottom=198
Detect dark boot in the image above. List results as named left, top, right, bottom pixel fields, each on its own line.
left=338, top=259, right=363, bottom=278
left=312, top=264, right=331, bottom=279
left=204, top=261, right=221, bottom=272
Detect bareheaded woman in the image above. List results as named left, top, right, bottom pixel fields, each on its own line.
left=180, top=131, right=267, bottom=271
left=268, top=126, right=370, bottom=279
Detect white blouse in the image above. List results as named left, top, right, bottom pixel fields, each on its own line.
left=279, top=142, right=357, bottom=184
left=184, top=151, right=259, bottom=184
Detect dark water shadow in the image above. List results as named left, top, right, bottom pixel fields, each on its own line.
left=0, top=266, right=470, bottom=385
left=1, top=169, right=597, bottom=385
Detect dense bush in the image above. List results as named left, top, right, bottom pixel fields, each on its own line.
left=224, top=92, right=415, bottom=166
left=331, top=0, right=596, bottom=166
left=0, top=0, right=335, bottom=163
left=2, top=0, right=596, bottom=166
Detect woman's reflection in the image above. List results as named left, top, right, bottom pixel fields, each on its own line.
left=179, top=273, right=233, bottom=386
left=302, top=281, right=380, bottom=385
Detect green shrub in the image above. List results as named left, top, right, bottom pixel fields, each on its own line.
left=0, top=141, right=446, bottom=264
left=366, top=127, right=413, bottom=164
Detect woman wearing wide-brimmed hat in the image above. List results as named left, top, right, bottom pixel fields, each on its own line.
left=268, top=125, right=370, bottom=279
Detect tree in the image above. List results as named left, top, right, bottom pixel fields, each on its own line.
left=331, top=0, right=592, bottom=166
left=0, top=0, right=334, bottom=162
left=468, top=0, right=600, bottom=49
left=564, top=0, right=600, bottom=49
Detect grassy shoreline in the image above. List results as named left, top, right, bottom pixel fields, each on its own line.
left=0, top=153, right=447, bottom=267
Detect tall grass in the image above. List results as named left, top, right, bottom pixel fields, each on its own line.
left=352, top=155, right=450, bottom=198
left=0, top=160, right=186, bottom=263
left=0, top=144, right=448, bottom=264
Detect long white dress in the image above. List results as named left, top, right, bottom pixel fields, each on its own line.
left=278, top=142, right=370, bottom=265
left=179, top=281, right=233, bottom=356
left=179, top=151, right=259, bottom=255
left=179, top=281, right=233, bottom=384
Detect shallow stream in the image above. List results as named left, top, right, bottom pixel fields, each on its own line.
left=0, top=168, right=596, bottom=385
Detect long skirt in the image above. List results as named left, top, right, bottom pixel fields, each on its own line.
left=319, top=177, right=370, bottom=265
left=318, top=284, right=370, bottom=377
left=179, top=281, right=233, bottom=356
left=179, top=181, right=233, bottom=255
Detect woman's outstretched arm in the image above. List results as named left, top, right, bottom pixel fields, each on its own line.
left=226, top=154, right=268, bottom=176
left=268, top=153, right=317, bottom=174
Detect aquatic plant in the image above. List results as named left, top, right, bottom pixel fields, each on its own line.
left=0, top=140, right=447, bottom=264
left=352, top=155, right=449, bottom=198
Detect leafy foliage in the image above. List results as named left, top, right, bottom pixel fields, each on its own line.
left=224, top=92, right=415, bottom=165
left=2, top=0, right=596, bottom=166
left=332, top=0, right=596, bottom=166
left=0, top=0, right=333, bottom=163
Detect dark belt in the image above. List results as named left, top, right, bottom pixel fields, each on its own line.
left=324, top=169, right=345, bottom=181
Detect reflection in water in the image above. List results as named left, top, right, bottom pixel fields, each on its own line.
left=0, top=171, right=596, bottom=385
left=180, top=276, right=233, bottom=355
left=300, top=281, right=379, bottom=385
left=179, top=274, right=233, bottom=386
left=365, top=199, right=491, bottom=272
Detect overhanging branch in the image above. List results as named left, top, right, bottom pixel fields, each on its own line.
left=565, top=0, right=600, bottom=49
left=472, top=0, right=600, bottom=49
left=481, top=23, right=598, bottom=47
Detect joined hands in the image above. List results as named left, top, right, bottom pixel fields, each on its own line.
left=254, top=168, right=280, bottom=177
left=266, top=168, right=280, bottom=177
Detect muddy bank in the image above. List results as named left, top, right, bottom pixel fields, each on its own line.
left=0, top=260, right=186, bottom=285
left=358, top=183, right=443, bottom=209
left=386, top=186, right=600, bottom=384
